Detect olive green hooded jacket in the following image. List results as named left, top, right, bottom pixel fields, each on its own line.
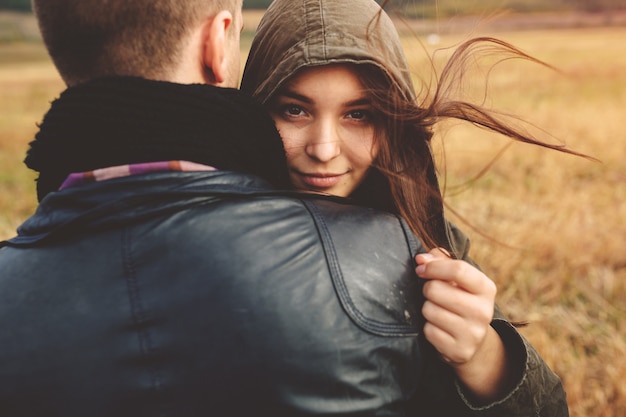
left=242, top=0, right=568, bottom=415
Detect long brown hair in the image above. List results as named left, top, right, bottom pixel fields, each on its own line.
left=351, top=36, right=590, bottom=252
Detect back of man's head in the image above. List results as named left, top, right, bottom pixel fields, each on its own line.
left=32, top=0, right=241, bottom=86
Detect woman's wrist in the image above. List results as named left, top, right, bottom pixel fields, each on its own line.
left=451, top=325, right=516, bottom=404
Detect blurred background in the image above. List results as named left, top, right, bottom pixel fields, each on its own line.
left=1, top=1, right=624, bottom=416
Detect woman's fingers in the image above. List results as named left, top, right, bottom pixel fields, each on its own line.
left=417, top=254, right=496, bottom=297
left=422, top=279, right=492, bottom=318
left=416, top=248, right=497, bottom=365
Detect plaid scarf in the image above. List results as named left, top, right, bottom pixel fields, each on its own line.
left=59, top=161, right=216, bottom=191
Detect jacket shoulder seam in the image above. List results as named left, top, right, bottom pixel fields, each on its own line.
left=302, top=199, right=420, bottom=336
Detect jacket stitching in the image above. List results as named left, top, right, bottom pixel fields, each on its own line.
left=121, top=227, right=166, bottom=412
left=303, top=199, right=419, bottom=336
left=318, top=0, right=327, bottom=60
left=397, top=216, right=427, bottom=332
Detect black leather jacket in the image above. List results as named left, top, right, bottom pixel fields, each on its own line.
left=0, top=171, right=567, bottom=416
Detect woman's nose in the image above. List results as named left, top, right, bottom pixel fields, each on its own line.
left=305, top=121, right=341, bottom=162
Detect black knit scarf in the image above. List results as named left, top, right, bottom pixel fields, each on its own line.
left=25, top=76, right=291, bottom=201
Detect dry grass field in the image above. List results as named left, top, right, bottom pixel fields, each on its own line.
left=404, top=24, right=626, bottom=417
left=0, top=11, right=624, bottom=417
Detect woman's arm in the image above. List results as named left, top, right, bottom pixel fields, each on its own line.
left=416, top=249, right=515, bottom=402
left=415, top=249, right=568, bottom=415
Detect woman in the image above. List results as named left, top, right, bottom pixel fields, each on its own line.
left=241, top=0, right=570, bottom=415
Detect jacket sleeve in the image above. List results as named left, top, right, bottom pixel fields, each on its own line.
left=443, top=221, right=569, bottom=416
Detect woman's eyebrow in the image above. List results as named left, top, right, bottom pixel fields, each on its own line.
left=278, top=90, right=371, bottom=107
left=278, top=90, right=312, bottom=104
left=346, top=98, right=371, bottom=107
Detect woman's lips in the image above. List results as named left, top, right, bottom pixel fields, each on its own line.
left=297, top=172, right=344, bottom=189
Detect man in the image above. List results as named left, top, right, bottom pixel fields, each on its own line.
left=0, top=1, right=566, bottom=416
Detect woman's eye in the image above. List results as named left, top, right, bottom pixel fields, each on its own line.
left=347, top=110, right=371, bottom=121
left=284, top=105, right=304, bottom=116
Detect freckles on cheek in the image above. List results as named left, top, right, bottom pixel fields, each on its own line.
left=280, top=135, right=306, bottom=161
left=284, top=147, right=298, bottom=161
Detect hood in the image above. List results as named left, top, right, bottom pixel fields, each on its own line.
left=241, top=0, right=415, bottom=103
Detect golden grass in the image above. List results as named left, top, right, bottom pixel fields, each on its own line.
left=0, top=19, right=624, bottom=417
left=0, top=43, right=63, bottom=236
left=413, top=27, right=626, bottom=417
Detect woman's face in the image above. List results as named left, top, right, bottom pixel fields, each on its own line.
left=268, top=64, right=378, bottom=197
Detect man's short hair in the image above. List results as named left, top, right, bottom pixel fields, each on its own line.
left=32, top=0, right=241, bottom=85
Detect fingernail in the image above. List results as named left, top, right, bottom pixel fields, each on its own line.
left=416, top=253, right=434, bottom=263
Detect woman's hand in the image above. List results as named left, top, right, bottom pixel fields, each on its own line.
left=415, top=248, right=512, bottom=403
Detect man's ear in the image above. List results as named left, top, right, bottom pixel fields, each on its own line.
left=201, top=10, right=234, bottom=85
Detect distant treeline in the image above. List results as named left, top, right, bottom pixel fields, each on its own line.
left=0, top=0, right=473, bottom=12
left=1, top=0, right=274, bottom=11
left=0, top=0, right=30, bottom=12
left=0, top=0, right=623, bottom=13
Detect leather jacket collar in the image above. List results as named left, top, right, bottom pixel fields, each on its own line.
left=5, top=171, right=276, bottom=246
